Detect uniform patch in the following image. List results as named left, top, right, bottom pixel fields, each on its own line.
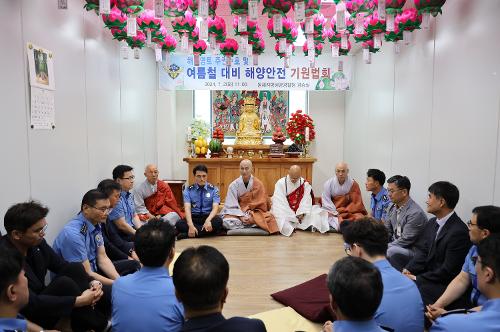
left=383, top=195, right=388, bottom=201
left=205, top=192, right=211, bottom=198
left=208, top=183, right=214, bottom=188
left=80, top=223, right=88, bottom=235
left=95, top=234, right=102, bottom=243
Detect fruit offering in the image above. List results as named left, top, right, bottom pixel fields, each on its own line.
left=212, top=127, right=224, bottom=142
left=194, top=136, right=208, bottom=156
left=272, top=127, right=286, bottom=144
left=208, top=139, right=223, bottom=153
left=287, top=143, right=303, bottom=153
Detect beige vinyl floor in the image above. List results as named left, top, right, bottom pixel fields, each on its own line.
left=175, top=230, right=346, bottom=319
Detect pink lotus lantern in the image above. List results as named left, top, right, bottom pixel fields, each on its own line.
left=345, top=0, right=375, bottom=17
left=288, top=26, right=299, bottom=43
left=362, top=39, right=381, bottom=53
left=332, top=40, right=352, bottom=56
left=164, top=0, right=189, bottom=17
left=302, top=41, right=323, bottom=57
left=384, top=24, right=403, bottom=42
left=111, top=27, right=128, bottom=41
left=193, top=39, right=207, bottom=66
left=233, top=16, right=258, bottom=36
left=84, top=0, right=116, bottom=15
left=151, top=25, right=168, bottom=44
left=188, top=0, right=218, bottom=17
left=248, top=29, right=263, bottom=44
left=161, top=34, right=177, bottom=53
left=172, top=11, right=197, bottom=34
left=414, top=0, right=446, bottom=17
left=304, top=0, right=322, bottom=17
left=208, top=15, right=227, bottom=49
left=126, top=30, right=146, bottom=48
left=373, top=0, right=405, bottom=31
left=396, top=8, right=422, bottom=31
left=189, top=27, right=200, bottom=42
left=137, top=9, right=163, bottom=44
left=102, top=7, right=127, bottom=29
left=301, top=13, right=327, bottom=36
left=267, top=17, right=294, bottom=39
left=262, top=0, right=293, bottom=17
left=331, top=14, right=354, bottom=34
left=115, top=0, right=144, bottom=15
left=252, top=39, right=265, bottom=65
left=274, top=41, right=294, bottom=58
left=365, top=10, right=386, bottom=34
left=229, top=0, right=249, bottom=15
left=219, top=38, right=239, bottom=65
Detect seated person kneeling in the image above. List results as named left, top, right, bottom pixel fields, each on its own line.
left=112, top=219, right=184, bottom=332
left=176, top=164, right=224, bottom=238
left=173, top=245, right=266, bottom=331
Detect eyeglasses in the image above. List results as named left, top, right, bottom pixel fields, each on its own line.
left=37, top=224, right=48, bottom=235
left=467, top=220, right=478, bottom=227
left=387, top=188, right=403, bottom=194
left=344, top=243, right=352, bottom=256
left=91, top=206, right=111, bottom=214
left=121, top=175, right=135, bottom=180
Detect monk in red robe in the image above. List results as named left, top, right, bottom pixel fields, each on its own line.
left=133, top=164, right=184, bottom=225
left=321, top=162, right=367, bottom=230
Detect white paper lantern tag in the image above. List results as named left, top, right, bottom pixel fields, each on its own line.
left=200, top=19, right=209, bottom=39
left=181, top=34, right=189, bottom=52
left=99, top=0, right=110, bottom=15
left=249, top=0, right=258, bottom=21
left=336, top=1, right=346, bottom=32
left=134, top=48, right=140, bottom=59
left=284, top=56, right=290, bottom=68
left=331, top=44, right=339, bottom=57
left=305, top=17, right=314, bottom=34
left=154, top=0, right=164, bottom=18
left=295, top=1, right=305, bottom=23
left=354, top=13, right=364, bottom=35
left=238, top=15, right=247, bottom=33
left=120, top=42, right=129, bottom=59
left=164, top=51, right=171, bottom=66
left=225, top=55, right=232, bottom=66
left=273, top=14, right=283, bottom=34
left=194, top=54, right=200, bottom=66
left=309, top=53, right=315, bottom=67
left=241, top=36, right=248, bottom=54
left=386, top=14, right=395, bottom=32
left=253, top=54, right=259, bottom=66
left=363, top=48, right=371, bottom=64
left=155, top=46, right=162, bottom=62
left=378, top=0, right=386, bottom=20
left=403, top=30, right=411, bottom=45
left=286, top=44, right=293, bottom=57
left=422, top=12, right=430, bottom=29
left=307, top=35, right=314, bottom=50
left=341, top=33, right=348, bottom=49
left=279, top=38, right=286, bottom=53
left=127, top=17, right=137, bottom=37
left=374, top=33, right=382, bottom=49
left=188, top=41, right=193, bottom=54
left=147, top=30, right=152, bottom=46
left=209, top=35, right=216, bottom=50
left=394, top=41, right=401, bottom=54
left=199, top=0, right=209, bottom=18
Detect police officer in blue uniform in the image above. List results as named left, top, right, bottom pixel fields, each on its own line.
left=175, top=164, right=224, bottom=238
left=366, top=169, right=391, bottom=221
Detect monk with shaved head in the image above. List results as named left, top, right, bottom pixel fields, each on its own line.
left=133, top=164, right=184, bottom=226
left=321, top=162, right=367, bottom=230
left=220, top=159, right=278, bottom=234
left=271, top=165, right=329, bottom=236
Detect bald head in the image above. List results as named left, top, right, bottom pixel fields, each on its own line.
left=335, top=162, right=349, bottom=185
left=144, top=164, right=159, bottom=184
left=288, top=165, right=302, bottom=184
left=240, top=159, right=253, bottom=182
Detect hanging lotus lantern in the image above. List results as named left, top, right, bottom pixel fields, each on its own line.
left=151, top=25, right=168, bottom=44
left=384, top=22, right=402, bottom=42
left=192, top=39, right=207, bottom=66
left=345, top=0, right=375, bottom=17
left=331, top=13, right=354, bottom=35
left=102, top=7, right=127, bottom=30
left=302, top=41, right=323, bottom=57
left=188, top=0, right=218, bottom=17
left=233, top=16, right=258, bottom=36
left=208, top=15, right=227, bottom=52
left=304, top=0, right=322, bottom=17
left=274, top=41, right=294, bottom=58
left=229, top=0, right=249, bottom=15
left=248, top=28, right=263, bottom=44
left=172, top=11, right=197, bottom=51
left=373, top=0, right=405, bottom=31
left=164, top=0, right=189, bottom=17
left=414, top=0, right=446, bottom=17
left=267, top=17, right=294, bottom=39
left=111, top=27, right=129, bottom=41
left=115, top=0, right=144, bottom=15
left=332, top=40, right=352, bottom=56
left=262, top=0, right=293, bottom=17
left=126, top=30, right=146, bottom=48
left=301, top=13, right=327, bottom=37
left=396, top=8, right=422, bottom=43
left=161, top=34, right=178, bottom=53
left=137, top=9, right=163, bottom=45
left=189, top=27, right=200, bottom=42
left=365, top=10, right=385, bottom=49
left=84, top=0, right=116, bottom=15
left=219, top=38, right=239, bottom=66
left=362, top=39, right=380, bottom=53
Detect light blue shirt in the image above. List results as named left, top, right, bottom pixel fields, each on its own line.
left=462, top=245, right=487, bottom=306
left=430, top=298, right=500, bottom=332
left=109, top=191, right=136, bottom=227
left=333, top=320, right=386, bottom=332
left=112, top=266, right=184, bottom=332
left=53, top=213, right=104, bottom=272
left=183, top=183, right=220, bottom=215
left=370, top=187, right=391, bottom=221
left=373, top=259, right=424, bottom=332
left=0, top=318, right=27, bottom=332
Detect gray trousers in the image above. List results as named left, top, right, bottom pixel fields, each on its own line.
left=387, top=244, right=414, bottom=271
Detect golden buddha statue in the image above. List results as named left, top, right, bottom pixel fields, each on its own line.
left=235, top=96, right=263, bottom=145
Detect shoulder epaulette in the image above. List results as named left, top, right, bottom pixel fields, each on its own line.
left=207, top=183, right=214, bottom=188
left=383, top=195, right=388, bottom=201
left=188, top=184, right=195, bottom=190
left=80, top=223, right=88, bottom=235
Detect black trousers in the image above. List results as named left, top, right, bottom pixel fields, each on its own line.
left=29, top=263, right=108, bottom=332
left=175, top=214, right=224, bottom=237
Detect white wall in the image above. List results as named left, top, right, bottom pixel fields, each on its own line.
left=0, top=0, right=158, bottom=241
left=344, top=0, right=500, bottom=219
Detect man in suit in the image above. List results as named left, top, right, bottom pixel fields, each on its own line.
left=384, top=175, right=429, bottom=271
left=403, top=181, right=472, bottom=305
left=173, top=245, right=266, bottom=331
left=0, top=201, right=107, bottom=331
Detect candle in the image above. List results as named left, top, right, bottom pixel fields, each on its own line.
left=187, top=126, right=192, bottom=140
left=305, top=127, right=310, bottom=142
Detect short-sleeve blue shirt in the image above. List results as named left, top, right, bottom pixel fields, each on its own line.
left=0, top=317, right=27, bottom=331
left=108, top=191, right=136, bottom=227
left=462, top=245, right=487, bottom=306
left=370, top=187, right=391, bottom=221
left=112, top=266, right=184, bottom=332
left=183, top=183, right=220, bottom=215
left=373, top=259, right=424, bottom=332
left=333, top=320, right=386, bottom=332
left=53, top=213, right=104, bottom=272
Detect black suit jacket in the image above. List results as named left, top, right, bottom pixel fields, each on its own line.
left=182, top=313, right=267, bottom=332
left=0, top=236, right=75, bottom=317
left=406, top=212, right=471, bottom=285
